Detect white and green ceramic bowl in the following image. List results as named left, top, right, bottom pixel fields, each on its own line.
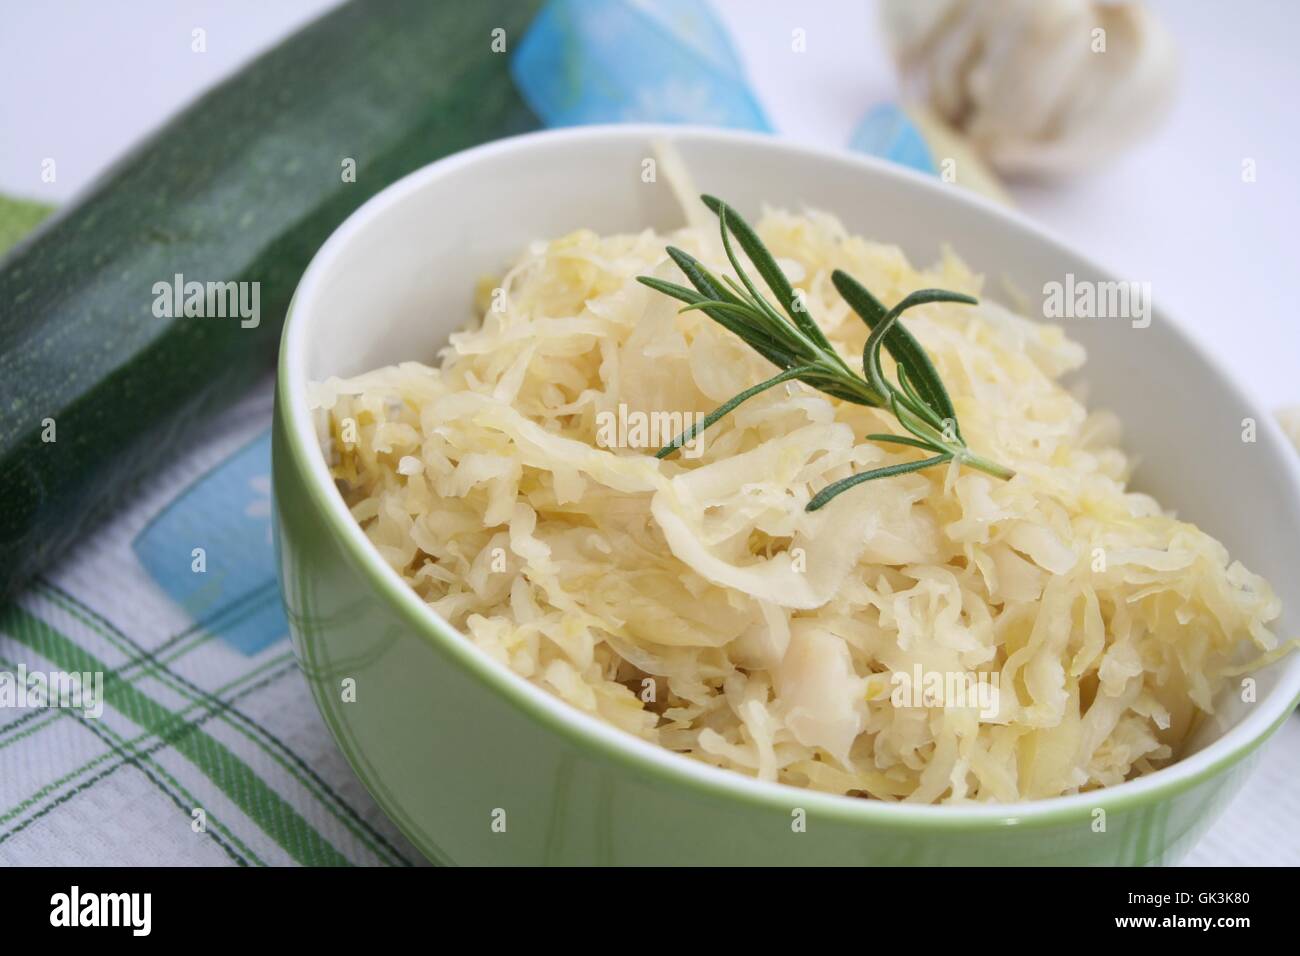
left=273, top=126, right=1300, bottom=865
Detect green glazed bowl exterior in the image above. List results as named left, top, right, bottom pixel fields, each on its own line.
left=272, top=126, right=1300, bottom=865
left=274, top=400, right=1279, bottom=864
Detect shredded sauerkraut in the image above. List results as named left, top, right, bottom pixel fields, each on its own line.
left=310, top=200, right=1284, bottom=803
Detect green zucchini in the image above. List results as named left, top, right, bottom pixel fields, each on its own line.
left=0, top=0, right=540, bottom=599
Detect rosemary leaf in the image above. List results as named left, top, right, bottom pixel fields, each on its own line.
left=862, top=298, right=899, bottom=399
left=887, top=289, right=979, bottom=313
left=863, top=288, right=977, bottom=421
left=889, top=391, right=945, bottom=446
left=636, top=276, right=704, bottom=306
left=638, top=276, right=800, bottom=370
left=864, top=433, right=939, bottom=451
left=701, top=196, right=795, bottom=311
left=666, top=247, right=741, bottom=306
left=657, top=365, right=817, bottom=459
left=807, top=454, right=952, bottom=511
left=896, top=364, right=947, bottom=433
left=832, top=269, right=960, bottom=432
left=703, top=195, right=835, bottom=352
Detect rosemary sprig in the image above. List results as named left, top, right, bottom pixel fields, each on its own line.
left=636, top=195, right=1014, bottom=511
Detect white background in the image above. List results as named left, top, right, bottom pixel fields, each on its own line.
left=3, top=0, right=1297, bottom=407
left=1, top=0, right=1297, bottom=865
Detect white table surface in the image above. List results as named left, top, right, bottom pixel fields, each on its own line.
left=2, top=0, right=1296, bottom=865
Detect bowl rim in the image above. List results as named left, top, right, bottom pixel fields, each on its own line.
left=277, top=123, right=1300, bottom=829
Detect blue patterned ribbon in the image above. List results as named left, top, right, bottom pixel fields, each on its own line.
left=511, top=0, right=771, bottom=129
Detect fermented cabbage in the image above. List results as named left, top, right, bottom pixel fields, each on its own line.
left=310, top=202, right=1284, bottom=802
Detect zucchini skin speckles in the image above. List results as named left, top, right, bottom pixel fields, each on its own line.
left=0, top=0, right=541, bottom=598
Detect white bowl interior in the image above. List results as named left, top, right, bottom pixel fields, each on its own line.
left=292, top=126, right=1300, bottom=765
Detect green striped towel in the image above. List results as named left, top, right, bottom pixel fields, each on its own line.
left=0, top=381, right=420, bottom=866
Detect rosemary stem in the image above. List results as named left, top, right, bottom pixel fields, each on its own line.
left=891, top=401, right=1015, bottom=482
left=640, top=193, right=1017, bottom=501
left=958, top=449, right=1016, bottom=481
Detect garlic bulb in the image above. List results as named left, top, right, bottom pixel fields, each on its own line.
left=881, top=0, right=1178, bottom=176
left=1277, top=406, right=1300, bottom=455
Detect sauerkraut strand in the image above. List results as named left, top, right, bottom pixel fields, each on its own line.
left=637, top=196, right=1014, bottom=509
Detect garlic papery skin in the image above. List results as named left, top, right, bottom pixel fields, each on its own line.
left=881, top=0, right=1178, bottom=177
